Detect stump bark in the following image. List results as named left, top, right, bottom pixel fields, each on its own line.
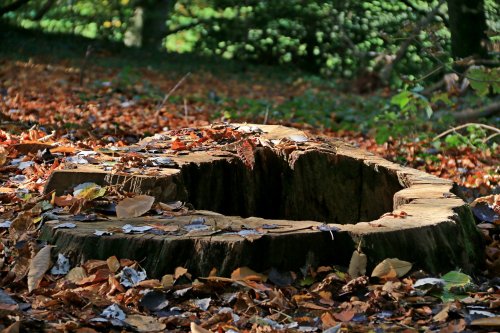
left=41, top=124, right=484, bottom=277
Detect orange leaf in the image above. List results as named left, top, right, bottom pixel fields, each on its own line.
left=171, top=139, right=187, bottom=151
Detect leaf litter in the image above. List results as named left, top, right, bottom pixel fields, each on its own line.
left=0, top=58, right=498, bottom=332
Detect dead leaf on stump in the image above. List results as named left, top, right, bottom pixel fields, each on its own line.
left=27, top=245, right=53, bottom=293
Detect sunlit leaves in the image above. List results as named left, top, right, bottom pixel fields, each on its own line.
left=467, top=67, right=500, bottom=96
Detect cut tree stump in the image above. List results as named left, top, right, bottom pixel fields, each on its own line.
left=41, top=124, right=484, bottom=277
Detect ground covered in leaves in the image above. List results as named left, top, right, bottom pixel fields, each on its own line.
left=0, top=48, right=499, bottom=332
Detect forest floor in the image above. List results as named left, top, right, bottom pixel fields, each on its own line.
left=0, top=26, right=499, bottom=332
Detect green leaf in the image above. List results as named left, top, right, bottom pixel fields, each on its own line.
left=299, top=276, right=315, bottom=286
left=431, top=92, right=452, bottom=106
left=375, top=126, right=391, bottom=145
left=438, top=271, right=472, bottom=302
left=467, top=67, right=490, bottom=96
left=424, top=105, right=433, bottom=119
left=390, top=91, right=412, bottom=109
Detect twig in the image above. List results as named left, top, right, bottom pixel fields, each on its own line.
left=156, top=72, right=191, bottom=111
left=483, top=133, right=499, bottom=143
left=155, top=72, right=191, bottom=122
left=434, top=123, right=500, bottom=141
left=38, top=130, right=56, bottom=142
left=79, top=45, right=93, bottom=87
left=183, top=98, right=188, bottom=124
left=379, top=0, right=446, bottom=83
left=263, top=105, right=269, bottom=125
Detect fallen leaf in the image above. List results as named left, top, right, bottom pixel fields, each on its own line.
left=65, top=267, right=87, bottom=283
left=50, top=253, right=70, bottom=275
left=106, top=256, right=121, bottom=273
left=27, top=245, right=53, bottom=293
left=333, top=310, right=355, bottom=322
left=174, top=266, right=188, bottom=280
left=439, top=319, right=466, bottom=333
left=231, top=267, right=267, bottom=282
left=161, top=274, right=174, bottom=288
left=433, top=303, right=450, bottom=322
left=116, top=195, right=155, bottom=219
left=50, top=146, right=76, bottom=154
left=236, top=139, right=255, bottom=169
left=470, top=316, right=500, bottom=327
left=0, top=146, right=7, bottom=166
left=348, top=250, right=367, bottom=278
left=2, top=321, right=21, bottom=333
left=73, top=182, right=106, bottom=201
left=171, top=139, right=187, bottom=151
left=125, top=315, right=166, bottom=332
left=190, top=322, right=212, bottom=333
left=371, top=258, right=412, bottom=279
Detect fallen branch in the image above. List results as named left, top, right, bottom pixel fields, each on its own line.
left=452, top=101, right=500, bottom=121
left=434, top=122, right=500, bottom=141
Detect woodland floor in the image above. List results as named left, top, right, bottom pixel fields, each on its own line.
left=0, top=27, right=499, bottom=332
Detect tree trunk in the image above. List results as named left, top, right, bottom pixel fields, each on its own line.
left=447, top=0, right=488, bottom=62
left=0, top=0, right=30, bottom=17
left=141, top=0, right=173, bottom=51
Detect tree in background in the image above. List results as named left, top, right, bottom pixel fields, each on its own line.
left=447, top=0, right=489, bottom=62
left=1, top=0, right=497, bottom=81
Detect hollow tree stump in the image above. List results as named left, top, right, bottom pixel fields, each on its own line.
left=41, top=124, right=484, bottom=277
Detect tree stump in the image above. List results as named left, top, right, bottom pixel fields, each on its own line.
left=41, top=124, right=484, bottom=277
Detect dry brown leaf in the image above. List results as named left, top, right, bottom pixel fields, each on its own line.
left=83, top=260, right=108, bottom=274
left=161, top=274, right=174, bottom=288
left=440, top=319, right=466, bottom=333
left=74, top=328, right=99, bottom=333
left=231, top=267, right=267, bottom=282
left=125, top=315, right=166, bottom=332
left=116, top=195, right=155, bottom=219
left=348, top=250, right=367, bottom=278
left=333, top=309, right=356, bottom=322
left=2, top=321, right=21, bottom=333
left=371, top=258, right=412, bottom=279
left=433, top=304, right=451, bottom=322
left=190, top=322, right=212, bottom=333
left=174, top=266, right=188, bottom=280
left=106, top=256, right=120, bottom=273
left=0, top=146, right=7, bottom=166
left=27, top=245, right=53, bottom=293
left=236, top=139, right=255, bottom=169
left=320, top=312, right=338, bottom=329
left=65, top=267, right=87, bottom=284
left=470, top=316, right=500, bottom=327
left=136, top=279, right=162, bottom=288
left=50, top=146, right=76, bottom=154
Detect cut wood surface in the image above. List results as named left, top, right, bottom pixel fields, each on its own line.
left=41, top=124, right=484, bottom=277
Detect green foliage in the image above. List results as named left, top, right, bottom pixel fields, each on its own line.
left=4, top=0, right=498, bottom=81
left=4, top=0, right=134, bottom=41
left=467, top=67, right=500, bottom=96
left=439, top=271, right=474, bottom=302
left=167, top=0, right=452, bottom=78
left=373, top=86, right=437, bottom=144
left=442, top=125, right=497, bottom=152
